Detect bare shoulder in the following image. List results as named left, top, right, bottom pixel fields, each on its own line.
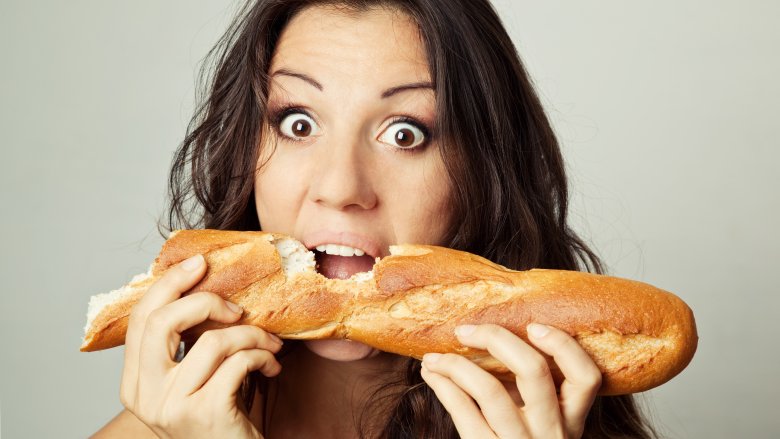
left=90, top=409, right=156, bottom=438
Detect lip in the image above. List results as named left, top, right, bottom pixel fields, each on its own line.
left=302, top=230, right=385, bottom=259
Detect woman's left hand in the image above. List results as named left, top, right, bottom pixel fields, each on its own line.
left=420, top=323, right=602, bottom=439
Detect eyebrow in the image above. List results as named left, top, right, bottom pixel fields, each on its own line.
left=271, top=68, right=323, bottom=91
left=381, top=82, right=434, bottom=99
left=270, top=68, right=434, bottom=99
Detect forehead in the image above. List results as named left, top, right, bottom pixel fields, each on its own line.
left=270, top=5, right=431, bottom=85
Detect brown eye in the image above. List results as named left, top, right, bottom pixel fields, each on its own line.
left=292, top=120, right=311, bottom=136
left=395, top=128, right=415, bottom=147
left=279, top=112, right=319, bottom=139
left=378, top=122, right=426, bottom=149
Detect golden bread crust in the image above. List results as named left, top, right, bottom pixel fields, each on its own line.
left=81, top=229, right=697, bottom=395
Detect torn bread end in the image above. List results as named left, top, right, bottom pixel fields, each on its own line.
left=271, top=236, right=316, bottom=277
left=82, top=266, right=153, bottom=340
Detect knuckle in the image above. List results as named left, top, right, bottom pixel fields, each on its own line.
left=258, top=351, right=282, bottom=375
left=257, top=328, right=282, bottom=347
left=197, top=330, right=224, bottom=350
left=163, top=264, right=190, bottom=282
left=229, top=350, right=255, bottom=370
left=522, top=355, right=552, bottom=380
left=136, top=405, right=159, bottom=426
left=258, top=349, right=276, bottom=364
left=193, top=291, right=223, bottom=308
left=145, top=308, right=172, bottom=335
left=150, top=403, right=185, bottom=429
left=250, top=349, right=276, bottom=372
left=119, top=390, right=131, bottom=409
left=482, top=377, right=507, bottom=398
left=228, top=349, right=249, bottom=363
left=164, top=404, right=188, bottom=425
left=245, top=325, right=266, bottom=340
left=437, top=353, right=460, bottom=368
left=585, top=366, right=603, bottom=388
left=156, top=265, right=197, bottom=290
left=128, top=304, right=150, bottom=328
left=187, top=290, right=210, bottom=303
left=145, top=310, right=170, bottom=334
left=151, top=275, right=178, bottom=296
left=119, top=381, right=136, bottom=409
left=152, top=412, right=171, bottom=430
left=258, top=328, right=276, bottom=342
left=245, top=353, right=259, bottom=371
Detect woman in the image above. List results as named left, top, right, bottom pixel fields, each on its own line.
left=94, top=0, right=658, bottom=437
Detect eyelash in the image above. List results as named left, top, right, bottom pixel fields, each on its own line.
left=268, top=104, right=434, bottom=153
left=270, top=105, right=312, bottom=137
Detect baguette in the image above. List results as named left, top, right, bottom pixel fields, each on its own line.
left=81, top=229, right=697, bottom=395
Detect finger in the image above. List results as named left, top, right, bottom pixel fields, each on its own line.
left=199, top=348, right=282, bottom=403
left=126, top=255, right=207, bottom=357
left=525, top=323, right=602, bottom=437
left=455, top=324, right=563, bottom=434
left=173, top=326, right=283, bottom=395
left=122, top=254, right=207, bottom=404
left=422, top=353, right=526, bottom=438
left=420, top=364, right=499, bottom=439
left=139, top=292, right=244, bottom=378
left=131, top=254, right=208, bottom=321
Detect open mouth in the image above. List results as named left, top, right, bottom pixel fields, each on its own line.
left=313, top=244, right=376, bottom=280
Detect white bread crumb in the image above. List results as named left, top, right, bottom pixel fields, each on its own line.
left=271, top=237, right=316, bottom=276
left=82, top=265, right=153, bottom=340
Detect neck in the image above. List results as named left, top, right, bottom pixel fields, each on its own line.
left=266, top=343, right=405, bottom=438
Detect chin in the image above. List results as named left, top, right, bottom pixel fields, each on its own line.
left=304, top=339, right=381, bottom=361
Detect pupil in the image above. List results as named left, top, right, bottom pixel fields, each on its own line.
left=293, top=120, right=311, bottom=137
left=396, top=128, right=414, bottom=147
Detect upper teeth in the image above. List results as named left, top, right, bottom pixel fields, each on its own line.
left=315, top=244, right=366, bottom=257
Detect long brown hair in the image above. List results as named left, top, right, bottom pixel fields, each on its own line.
left=163, top=0, right=658, bottom=437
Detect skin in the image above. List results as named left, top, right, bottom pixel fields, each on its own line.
left=254, top=4, right=451, bottom=363
left=93, top=5, right=601, bottom=439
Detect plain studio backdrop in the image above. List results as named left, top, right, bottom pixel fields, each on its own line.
left=1, top=1, right=778, bottom=437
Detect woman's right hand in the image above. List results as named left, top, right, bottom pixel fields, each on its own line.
left=120, top=254, right=283, bottom=439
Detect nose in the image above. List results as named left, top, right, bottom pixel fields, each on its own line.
left=307, top=133, right=378, bottom=211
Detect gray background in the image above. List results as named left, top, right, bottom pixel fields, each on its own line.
left=1, top=0, right=778, bottom=437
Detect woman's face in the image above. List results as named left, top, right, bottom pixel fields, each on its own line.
left=254, top=6, right=453, bottom=361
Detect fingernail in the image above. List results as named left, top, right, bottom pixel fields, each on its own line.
left=225, top=300, right=242, bottom=314
left=181, top=254, right=204, bottom=271
left=269, top=333, right=283, bottom=345
left=454, top=325, right=476, bottom=337
left=423, top=353, right=441, bottom=363
left=527, top=323, right=550, bottom=338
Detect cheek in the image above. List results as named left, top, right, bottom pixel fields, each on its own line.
left=421, top=180, right=453, bottom=242
left=253, top=146, right=304, bottom=233
left=389, top=153, right=453, bottom=244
